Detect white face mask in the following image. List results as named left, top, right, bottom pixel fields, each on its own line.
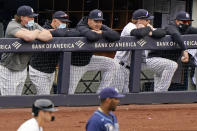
left=58, top=23, right=67, bottom=29
left=25, top=20, right=34, bottom=27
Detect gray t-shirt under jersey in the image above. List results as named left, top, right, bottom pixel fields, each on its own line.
left=1, top=20, right=43, bottom=71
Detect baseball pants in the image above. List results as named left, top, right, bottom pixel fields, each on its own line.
left=145, top=57, right=178, bottom=92
left=0, top=65, right=27, bottom=96
left=112, top=60, right=130, bottom=93
left=29, top=65, right=55, bottom=95
left=69, top=55, right=121, bottom=94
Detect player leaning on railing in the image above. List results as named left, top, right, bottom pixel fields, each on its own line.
left=69, top=9, right=121, bottom=94
left=29, top=11, right=80, bottom=95
left=0, top=5, right=52, bottom=96
left=114, top=9, right=177, bottom=92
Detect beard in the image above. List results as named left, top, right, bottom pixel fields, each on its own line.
left=109, top=101, right=117, bottom=111
left=111, top=107, right=116, bottom=111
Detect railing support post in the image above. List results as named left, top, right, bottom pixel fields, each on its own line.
left=129, top=50, right=142, bottom=93
left=57, top=52, right=71, bottom=94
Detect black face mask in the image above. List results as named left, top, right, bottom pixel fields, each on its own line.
left=178, top=24, right=190, bottom=32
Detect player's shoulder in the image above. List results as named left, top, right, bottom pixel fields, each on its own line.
left=6, top=20, right=22, bottom=30
left=8, top=19, right=21, bottom=26
left=17, top=118, right=39, bottom=131
left=124, top=22, right=136, bottom=29
left=89, top=110, right=103, bottom=120
left=88, top=110, right=107, bottom=123
left=94, top=110, right=116, bottom=123
left=121, top=22, right=136, bottom=36
left=86, top=111, right=104, bottom=129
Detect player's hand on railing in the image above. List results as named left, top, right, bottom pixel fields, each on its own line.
left=181, top=50, right=189, bottom=63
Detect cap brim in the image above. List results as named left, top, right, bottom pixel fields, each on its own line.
left=176, top=19, right=194, bottom=21
left=59, top=18, right=71, bottom=23
left=43, top=108, right=58, bottom=112
left=115, top=94, right=125, bottom=98
left=146, top=16, right=154, bottom=20
left=93, top=18, right=105, bottom=21
left=29, top=13, right=39, bottom=17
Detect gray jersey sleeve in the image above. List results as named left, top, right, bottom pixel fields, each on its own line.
left=5, top=21, right=22, bottom=37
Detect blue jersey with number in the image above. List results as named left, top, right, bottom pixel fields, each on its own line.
left=86, top=110, right=119, bottom=131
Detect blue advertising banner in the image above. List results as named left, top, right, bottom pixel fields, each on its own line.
left=0, top=35, right=196, bottom=52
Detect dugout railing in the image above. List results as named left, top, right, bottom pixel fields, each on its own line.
left=1, top=35, right=197, bottom=107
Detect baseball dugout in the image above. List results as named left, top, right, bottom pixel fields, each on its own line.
left=0, top=36, right=197, bottom=107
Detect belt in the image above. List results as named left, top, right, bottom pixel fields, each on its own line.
left=119, top=61, right=130, bottom=69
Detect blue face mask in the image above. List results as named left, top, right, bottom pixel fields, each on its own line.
left=58, top=23, right=67, bottom=29
left=25, top=20, right=34, bottom=27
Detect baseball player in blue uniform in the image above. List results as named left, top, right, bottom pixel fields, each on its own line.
left=86, top=87, right=125, bottom=131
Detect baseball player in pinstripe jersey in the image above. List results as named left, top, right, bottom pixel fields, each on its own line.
left=0, top=5, right=52, bottom=96
left=70, top=9, right=121, bottom=94
left=163, top=11, right=197, bottom=90
left=114, top=9, right=178, bottom=92
left=29, top=11, right=80, bottom=95
left=86, top=87, right=124, bottom=131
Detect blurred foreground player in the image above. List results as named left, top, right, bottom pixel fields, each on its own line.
left=17, top=99, right=57, bottom=131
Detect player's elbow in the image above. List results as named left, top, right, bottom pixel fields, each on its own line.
left=43, top=34, right=52, bottom=42
left=38, top=33, right=53, bottom=42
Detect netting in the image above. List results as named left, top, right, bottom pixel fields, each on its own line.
left=141, top=50, right=191, bottom=92
left=0, top=49, right=195, bottom=96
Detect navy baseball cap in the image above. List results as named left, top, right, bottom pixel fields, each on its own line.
left=176, top=11, right=193, bottom=21
left=132, top=9, right=154, bottom=20
left=88, top=9, right=104, bottom=21
left=17, top=5, right=38, bottom=17
left=99, top=87, right=125, bottom=99
left=53, top=11, right=71, bottom=22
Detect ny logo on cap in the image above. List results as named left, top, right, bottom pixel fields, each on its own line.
left=31, top=8, right=34, bottom=13
left=98, top=12, right=102, bottom=17
left=186, top=13, right=190, bottom=18
left=146, top=11, right=149, bottom=17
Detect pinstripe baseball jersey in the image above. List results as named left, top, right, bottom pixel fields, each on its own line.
left=114, top=22, right=137, bottom=66
left=86, top=109, right=119, bottom=131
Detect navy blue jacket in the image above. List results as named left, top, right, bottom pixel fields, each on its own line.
left=75, top=17, right=120, bottom=66
left=148, top=22, right=197, bottom=61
